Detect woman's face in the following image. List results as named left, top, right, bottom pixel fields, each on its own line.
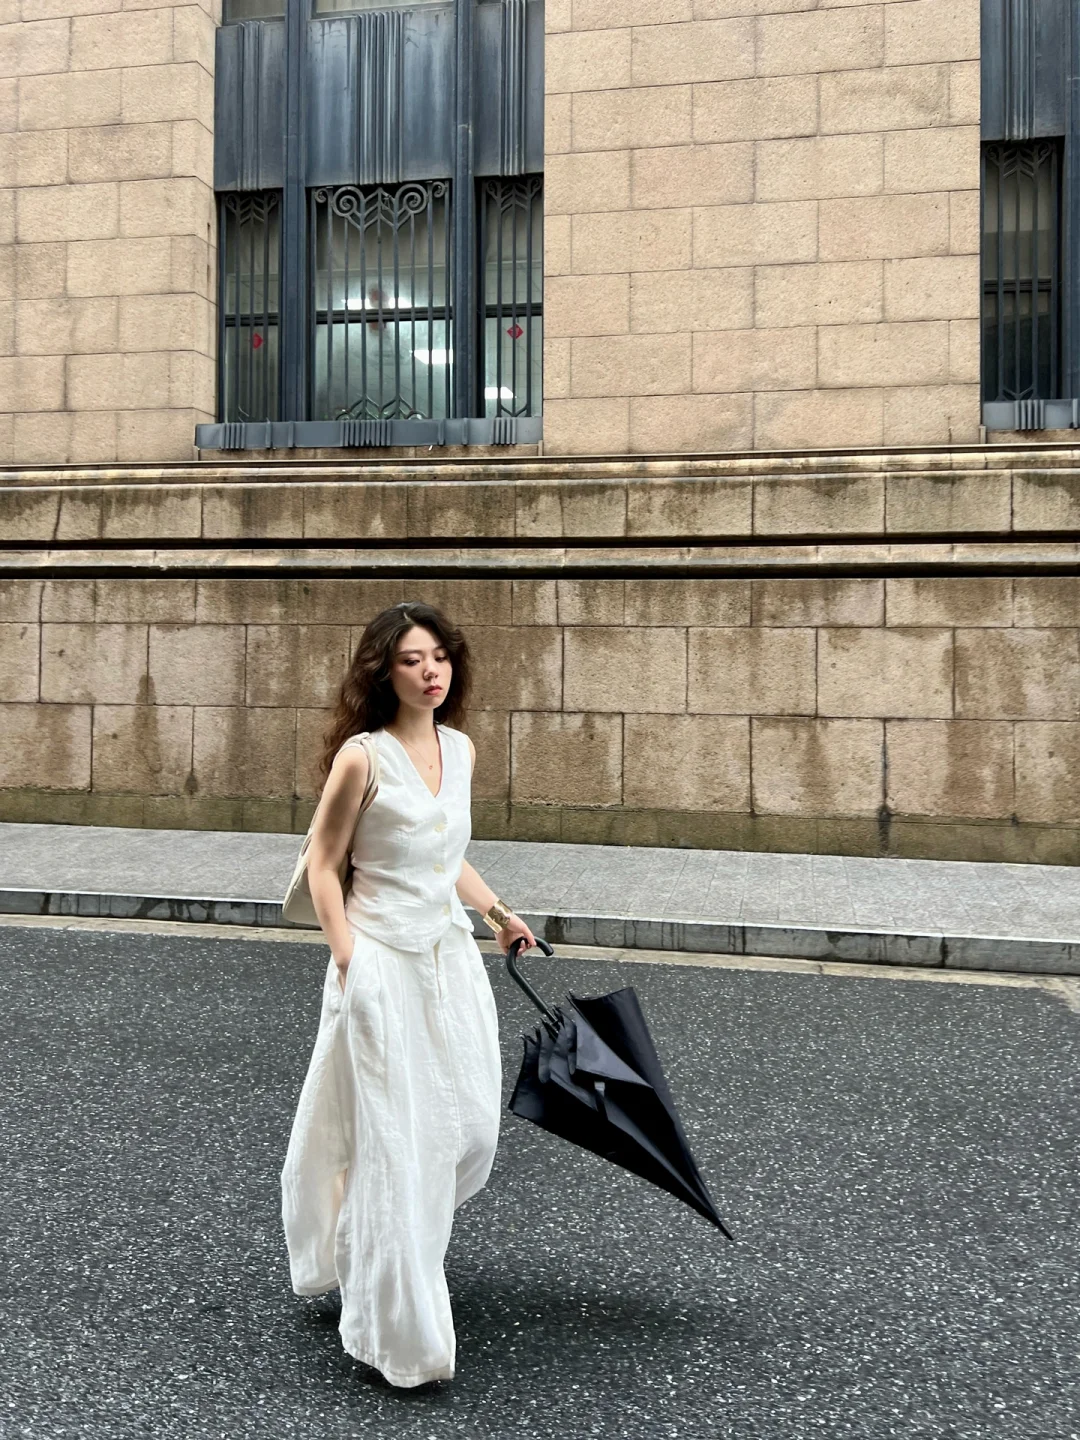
left=389, top=625, right=452, bottom=714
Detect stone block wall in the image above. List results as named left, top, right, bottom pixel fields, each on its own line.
left=0, top=0, right=988, bottom=461
left=543, top=0, right=982, bottom=453
left=0, top=0, right=216, bottom=463
left=1, top=571, right=1077, bottom=862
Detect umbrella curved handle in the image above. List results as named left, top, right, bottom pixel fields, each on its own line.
left=506, top=936, right=559, bottom=1028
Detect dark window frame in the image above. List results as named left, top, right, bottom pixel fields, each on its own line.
left=202, top=0, right=544, bottom=450
left=309, top=180, right=455, bottom=424
left=212, top=177, right=544, bottom=440
left=217, top=190, right=283, bottom=425
left=981, top=139, right=1063, bottom=406
left=979, top=0, right=1080, bottom=432
left=478, top=174, right=543, bottom=420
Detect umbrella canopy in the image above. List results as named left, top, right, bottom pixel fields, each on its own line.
left=505, top=939, right=732, bottom=1237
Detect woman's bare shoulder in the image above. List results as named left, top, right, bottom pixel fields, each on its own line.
left=328, top=740, right=371, bottom=789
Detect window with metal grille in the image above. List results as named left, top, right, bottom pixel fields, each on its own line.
left=218, top=192, right=282, bottom=424
left=478, top=176, right=542, bottom=419
left=310, top=181, right=453, bottom=423
left=982, top=141, right=1063, bottom=403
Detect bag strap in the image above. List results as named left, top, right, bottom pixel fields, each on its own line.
left=304, top=733, right=379, bottom=835
left=338, top=731, right=380, bottom=815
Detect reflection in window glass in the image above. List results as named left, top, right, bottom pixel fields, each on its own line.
left=479, top=176, right=542, bottom=418
left=223, top=0, right=284, bottom=21
left=982, top=141, right=1061, bottom=403
left=310, top=182, right=452, bottom=422
left=219, top=192, right=281, bottom=423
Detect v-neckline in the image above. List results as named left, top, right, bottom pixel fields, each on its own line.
left=385, top=726, right=445, bottom=801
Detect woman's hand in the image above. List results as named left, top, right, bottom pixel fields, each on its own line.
left=332, top=936, right=355, bottom=994
left=496, top=912, right=536, bottom=956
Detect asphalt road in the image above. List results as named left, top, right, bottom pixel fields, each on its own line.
left=2, top=924, right=1079, bottom=1440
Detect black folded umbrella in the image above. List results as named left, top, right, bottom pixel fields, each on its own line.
left=505, top=938, right=732, bottom=1237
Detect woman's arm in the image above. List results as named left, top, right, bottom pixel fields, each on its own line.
left=456, top=859, right=536, bottom=954
left=455, top=858, right=506, bottom=921
left=306, top=747, right=369, bottom=988
left=457, top=735, right=537, bottom=954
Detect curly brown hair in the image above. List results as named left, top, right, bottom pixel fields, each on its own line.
left=318, top=601, right=471, bottom=787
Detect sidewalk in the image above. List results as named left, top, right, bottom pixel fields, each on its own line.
left=2, top=821, right=1079, bottom=974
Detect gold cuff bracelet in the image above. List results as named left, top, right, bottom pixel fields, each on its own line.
left=482, top=899, right=513, bottom=933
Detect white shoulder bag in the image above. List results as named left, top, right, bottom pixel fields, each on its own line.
left=281, top=733, right=380, bottom=927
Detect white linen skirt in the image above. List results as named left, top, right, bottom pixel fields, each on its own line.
left=280, top=923, right=502, bottom=1388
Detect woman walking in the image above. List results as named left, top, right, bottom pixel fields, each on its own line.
left=280, top=601, right=535, bottom=1388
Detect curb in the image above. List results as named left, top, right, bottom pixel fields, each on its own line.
left=2, top=886, right=1078, bottom=976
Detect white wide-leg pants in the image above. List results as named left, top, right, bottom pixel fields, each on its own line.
left=280, top=923, right=502, bottom=1387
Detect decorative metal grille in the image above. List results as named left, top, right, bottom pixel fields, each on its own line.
left=309, top=181, right=453, bottom=422
left=478, top=176, right=542, bottom=418
left=982, top=141, right=1062, bottom=403
left=219, top=192, right=281, bottom=424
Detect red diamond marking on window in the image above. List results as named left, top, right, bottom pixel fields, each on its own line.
left=252, top=333, right=264, bottom=350
left=506, top=323, right=524, bottom=340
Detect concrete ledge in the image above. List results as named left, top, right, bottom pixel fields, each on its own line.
left=4, top=542, right=1080, bottom=580
left=3, top=445, right=1080, bottom=546
left=0, top=888, right=289, bottom=929
left=3, top=887, right=1078, bottom=976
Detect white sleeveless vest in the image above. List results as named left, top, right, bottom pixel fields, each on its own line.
left=343, top=723, right=474, bottom=952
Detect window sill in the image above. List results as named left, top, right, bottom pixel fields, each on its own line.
left=194, top=417, right=542, bottom=451
left=982, top=400, right=1080, bottom=432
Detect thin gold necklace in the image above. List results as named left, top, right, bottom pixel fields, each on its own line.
left=390, top=726, right=439, bottom=771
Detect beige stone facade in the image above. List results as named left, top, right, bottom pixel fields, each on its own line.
left=0, top=0, right=986, bottom=461
left=0, top=0, right=216, bottom=464
left=544, top=0, right=981, bottom=454
left=1, top=451, right=1077, bottom=863
left=1, top=1, right=1074, bottom=870
left=2, top=568, right=1076, bottom=862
